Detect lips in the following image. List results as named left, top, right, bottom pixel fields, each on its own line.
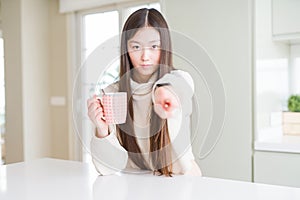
left=140, top=64, right=152, bottom=68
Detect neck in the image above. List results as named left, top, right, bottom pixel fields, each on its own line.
left=131, top=72, right=151, bottom=83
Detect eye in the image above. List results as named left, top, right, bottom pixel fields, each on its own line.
left=131, top=45, right=140, bottom=50
left=152, top=45, right=160, bottom=49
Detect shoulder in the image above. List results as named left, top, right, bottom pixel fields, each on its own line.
left=103, top=81, right=119, bottom=93
left=166, top=70, right=194, bottom=92
left=154, top=69, right=194, bottom=100
left=170, top=70, right=192, bottom=79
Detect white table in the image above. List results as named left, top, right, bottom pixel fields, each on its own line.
left=0, top=158, right=299, bottom=200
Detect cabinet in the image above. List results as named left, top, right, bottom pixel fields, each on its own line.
left=254, top=151, right=300, bottom=188
left=272, top=0, right=300, bottom=42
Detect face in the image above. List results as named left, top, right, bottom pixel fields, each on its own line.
left=127, top=27, right=161, bottom=83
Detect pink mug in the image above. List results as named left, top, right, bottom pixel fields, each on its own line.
left=101, top=92, right=127, bottom=124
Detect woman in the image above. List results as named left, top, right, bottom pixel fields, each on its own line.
left=87, top=8, right=201, bottom=176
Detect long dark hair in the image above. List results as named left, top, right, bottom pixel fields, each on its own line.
left=117, top=8, right=174, bottom=176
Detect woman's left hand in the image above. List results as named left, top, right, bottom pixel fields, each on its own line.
left=153, top=85, right=180, bottom=119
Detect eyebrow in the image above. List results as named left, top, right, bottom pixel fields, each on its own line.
left=128, top=40, right=161, bottom=44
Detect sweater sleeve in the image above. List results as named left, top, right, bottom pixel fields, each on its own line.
left=152, top=70, right=197, bottom=174
left=152, top=70, right=194, bottom=116
left=90, top=125, right=128, bottom=175
left=90, top=81, right=128, bottom=175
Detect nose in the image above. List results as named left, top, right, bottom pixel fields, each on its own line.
left=141, top=48, right=150, bottom=61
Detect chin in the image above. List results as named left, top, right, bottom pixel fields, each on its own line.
left=138, top=68, right=154, bottom=74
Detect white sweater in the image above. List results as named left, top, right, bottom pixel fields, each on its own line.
left=90, top=70, right=195, bottom=175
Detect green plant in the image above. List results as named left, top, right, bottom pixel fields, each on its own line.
left=288, top=95, right=300, bottom=112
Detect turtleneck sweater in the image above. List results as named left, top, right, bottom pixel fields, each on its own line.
left=90, top=70, right=196, bottom=175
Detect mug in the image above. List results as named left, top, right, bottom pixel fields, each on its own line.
left=101, top=92, right=127, bottom=124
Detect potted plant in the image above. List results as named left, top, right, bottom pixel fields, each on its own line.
left=282, top=95, right=300, bottom=135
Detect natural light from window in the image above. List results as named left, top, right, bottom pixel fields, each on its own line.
left=84, top=11, right=119, bottom=59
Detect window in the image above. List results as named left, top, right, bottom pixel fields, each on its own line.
left=75, top=2, right=161, bottom=163
left=83, top=11, right=119, bottom=59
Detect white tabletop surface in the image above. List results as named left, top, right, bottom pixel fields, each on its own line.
left=0, top=158, right=300, bottom=200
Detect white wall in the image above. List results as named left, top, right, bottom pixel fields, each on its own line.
left=49, top=0, right=69, bottom=159
left=2, top=0, right=24, bottom=163
left=22, top=0, right=52, bottom=160
left=3, top=0, right=52, bottom=162
left=163, top=0, right=253, bottom=181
